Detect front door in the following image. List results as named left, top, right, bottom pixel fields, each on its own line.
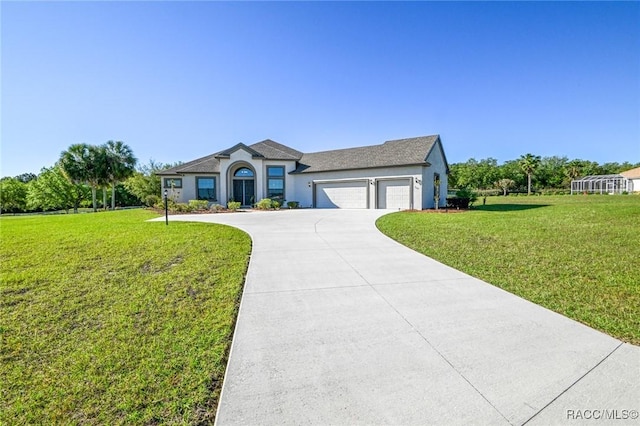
left=233, top=179, right=255, bottom=206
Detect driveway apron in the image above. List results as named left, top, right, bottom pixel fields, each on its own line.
left=158, top=210, right=639, bottom=425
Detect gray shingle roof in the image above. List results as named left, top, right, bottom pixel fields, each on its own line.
left=291, top=135, right=441, bottom=174
left=214, top=140, right=303, bottom=160
left=158, top=139, right=302, bottom=175
left=158, top=136, right=443, bottom=175
left=158, top=154, right=220, bottom=175
left=249, top=139, right=303, bottom=160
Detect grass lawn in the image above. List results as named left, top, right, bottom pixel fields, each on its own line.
left=377, top=195, right=640, bottom=345
left=0, top=209, right=251, bottom=424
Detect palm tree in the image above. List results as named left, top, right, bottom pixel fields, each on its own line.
left=565, top=160, right=584, bottom=181
left=518, top=153, right=541, bottom=195
left=59, top=144, right=91, bottom=210
left=104, top=141, right=137, bottom=209
left=59, top=143, right=107, bottom=212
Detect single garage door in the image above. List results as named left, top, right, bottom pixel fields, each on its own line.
left=315, top=180, right=368, bottom=208
left=377, top=179, right=411, bottom=210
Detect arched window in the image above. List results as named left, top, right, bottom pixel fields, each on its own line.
left=234, top=167, right=254, bottom=177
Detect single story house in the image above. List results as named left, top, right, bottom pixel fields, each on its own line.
left=158, top=135, right=449, bottom=210
left=621, top=166, right=640, bottom=192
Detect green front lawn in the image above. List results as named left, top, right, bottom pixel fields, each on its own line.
left=0, top=210, right=251, bottom=424
left=377, top=195, right=640, bottom=345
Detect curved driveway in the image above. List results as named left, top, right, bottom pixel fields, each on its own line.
left=158, top=209, right=638, bottom=425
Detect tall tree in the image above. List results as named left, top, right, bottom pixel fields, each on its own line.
left=59, top=143, right=107, bottom=212
left=124, top=160, right=181, bottom=205
left=105, top=141, right=137, bottom=209
left=15, top=173, right=37, bottom=183
left=0, top=177, right=28, bottom=213
left=537, top=156, right=568, bottom=188
left=565, top=159, right=585, bottom=181
left=27, top=166, right=89, bottom=213
left=518, top=153, right=541, bottom=195
left=499, top=160, right=527, bottom=191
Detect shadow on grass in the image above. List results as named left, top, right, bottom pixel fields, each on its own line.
left=474, top=204, right=550, bottom=212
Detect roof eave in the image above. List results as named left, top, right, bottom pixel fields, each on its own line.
left=291, top=162, right=431, bottom=175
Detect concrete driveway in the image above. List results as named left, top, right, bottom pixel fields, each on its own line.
left=157, top=209, right=639, bottom=425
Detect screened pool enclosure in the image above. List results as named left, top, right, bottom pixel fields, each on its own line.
left=571, top=174, right=631, bottom=194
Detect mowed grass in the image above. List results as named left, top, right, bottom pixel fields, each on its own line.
left=377, top=195, right=640, bottom=345
left=0, top=210, right=251, bottom=424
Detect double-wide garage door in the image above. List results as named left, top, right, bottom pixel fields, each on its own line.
left=315, top=178, right=412, bottom=209
left=315, top=180, right=368, bottom=208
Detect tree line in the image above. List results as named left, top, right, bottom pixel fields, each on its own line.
left=0, top=141, right=179, bottom=214
left=449, top=154, right=639, bottom=196
left=3, top=147, right=638, bottom=214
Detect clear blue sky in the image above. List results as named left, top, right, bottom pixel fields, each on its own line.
left=2, top=1, right=639, bottom=177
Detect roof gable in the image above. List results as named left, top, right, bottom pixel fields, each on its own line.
left=215, top=143, right=265, bottom=159
left=424, top=136, right=450, bottom=174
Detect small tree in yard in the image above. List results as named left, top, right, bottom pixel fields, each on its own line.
left=495, top=178, right=515, bottom=196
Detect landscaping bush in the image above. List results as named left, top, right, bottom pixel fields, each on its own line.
left=255, top=198, right=273, bottom=210
left=227, top=201, right=241, bottom=211
left=209, top=203, right=225, bottom=212
left=173, top=203, right=193, bottom=213
left=286, top=201, right=299, bottom=209
left=447, top=197, right=470, bottom=209
left=144, top=194, right=160, bottom=207
left=154, top=199, right=177, bottom=210
left=447, top=187, right=477, bottom=209
left=188, top=199, right=209, bottom=211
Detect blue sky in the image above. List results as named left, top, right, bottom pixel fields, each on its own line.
left=2, top=1, right=639, bottom=177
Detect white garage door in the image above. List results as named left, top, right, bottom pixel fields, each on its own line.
left=377, top=179, right=411, bottom=210
left=315, top=181, right=368, bottom=208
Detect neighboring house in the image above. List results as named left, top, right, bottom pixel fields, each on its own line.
left=570, top=166, right=640, bottom=195
left=158, top=135, right=449, bottom=210
left=621, top=166, right=640, bottom=192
